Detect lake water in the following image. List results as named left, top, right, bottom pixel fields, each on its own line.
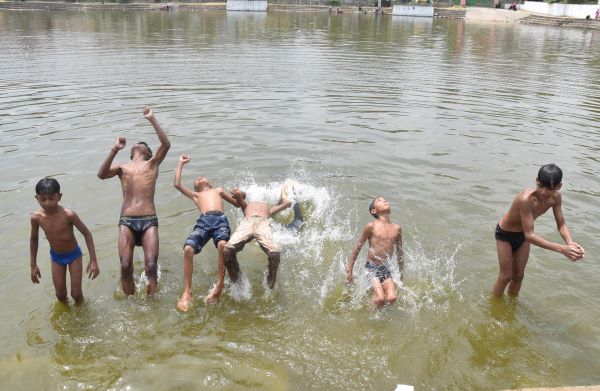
left=1, top=8, right=599, bottom=390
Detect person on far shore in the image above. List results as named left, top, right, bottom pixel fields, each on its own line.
left=29, top=178, right=99, bottom=304
left=346, top=197, right=403, bottom=308
left=97, top=107, right=170, bottom=296
left=492, top=164, right=585, bottom=297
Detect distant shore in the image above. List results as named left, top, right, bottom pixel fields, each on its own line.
left=0, top=0, right=585, bottom=26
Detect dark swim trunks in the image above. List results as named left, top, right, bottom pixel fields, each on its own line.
left=495, top=223, right=526, bottom=252
left=365, top=261, right=392, bottom=284
left=50, top=245, right=82, bottom=266
left=119, top=215, right=159, bottom=246
left=185, top=211, right=231, bottom=254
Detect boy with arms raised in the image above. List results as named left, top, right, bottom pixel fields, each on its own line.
left=30, top=178, right=100, bottom=303
left=493, top=164, right=585, bottom=296
left=97, top=107, right=170, bottom=296
left=174, top=154, right=240, bottom=310
left=346, top=197, right=403, bottom=308
left=224, top=187, right=292, bottom=291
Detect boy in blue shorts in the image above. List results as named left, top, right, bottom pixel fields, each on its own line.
left=29, top=178, right=99, bottom=304
left=174, top=154, right=240, bottom=311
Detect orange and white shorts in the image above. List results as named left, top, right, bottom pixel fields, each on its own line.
left=225, top=216, right=279, bottom=253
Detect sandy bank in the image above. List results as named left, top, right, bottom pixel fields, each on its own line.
left=465, top=7, right=531, bottom=23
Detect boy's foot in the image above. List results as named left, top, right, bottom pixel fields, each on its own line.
left=177, top=292, right=193, bottom=312
left=204, top=286, right=222, bottom=304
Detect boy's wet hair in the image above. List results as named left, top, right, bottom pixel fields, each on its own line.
left=538, top=164, right=562, bottom=189
left=369, top=198, right=378, bottom=219
left=131, top=141, right=153, bottom=160
left=35, top=177, right=60, bottom=194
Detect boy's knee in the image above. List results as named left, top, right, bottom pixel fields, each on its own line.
left=268, top=251, right=280, bottom=261
left=373, top=296, right=386, bottom=307
left=183, top=245, right=196, bottom=257
left=224, top=246, right=235, bottom=258
left=387, top=292, right=398, bottom=304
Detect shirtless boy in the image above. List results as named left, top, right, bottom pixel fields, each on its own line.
left=493, top=164, right=585, bottom=297
left=30, top=178, right=99, bottom=303
left=346, top=197, right=403, bottom=308
left=97, top=107, right=170, bottom=295
left=174, top=154, right=240, bottom=310
left=224, top=187, right=292, bottom=290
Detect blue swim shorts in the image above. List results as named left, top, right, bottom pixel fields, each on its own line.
left=50, top=245, right=83, bottom=266
left=184, top=211, right=231, bottom=254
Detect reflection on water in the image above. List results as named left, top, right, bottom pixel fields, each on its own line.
left=1, top=9, right=600, bottom=390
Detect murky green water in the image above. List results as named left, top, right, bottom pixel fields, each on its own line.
left=1, top=9, right=599, bottom=390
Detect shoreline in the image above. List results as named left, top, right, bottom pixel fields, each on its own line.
left=0, top=2, right=598, bottom=28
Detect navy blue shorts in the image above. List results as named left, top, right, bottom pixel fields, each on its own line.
left=184, top=212, right=231, bottom=254
left=365, top=261, right=392, bottom=284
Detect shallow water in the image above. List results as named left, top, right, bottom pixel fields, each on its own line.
left=1, top=9, right=600, bottom=390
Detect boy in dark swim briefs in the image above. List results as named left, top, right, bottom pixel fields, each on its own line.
left=97, top=107, right=170, bottom=296
left=493, top=164, right=585, bottom=297
left=346, top=197, right=403, bottom=308
left=29, top=178, right=99, bottom=304
left=174, top=154, right=241, bottom=311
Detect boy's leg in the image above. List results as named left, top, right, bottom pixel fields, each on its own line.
left=370, top=278, right=386, bottom=307
left=177, top=245, right=196, bottom=312
left=205, top=240, right=227, bottom=304
left=254, top=220, right=280, bottom=289
left=492, top=240, right=514, bottom=296
left=141, top=226, right=159, bottom=295
left=51, top=261, right=68, bottom=303
left=382, top=278, right=397, bottom=304
left=224, top=222, right=253, bottom=283
left=507, top=242, right=530, bottom=296
left=118, top=225, right=136, bottom=295
left=266, top=251, right=280, bottom=289
left=68, top=257, right=84, bottom=304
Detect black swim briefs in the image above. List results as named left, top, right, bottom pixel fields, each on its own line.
left=495, top=223, right=526, bottom=252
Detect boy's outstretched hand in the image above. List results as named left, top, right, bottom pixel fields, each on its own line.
left=114, top=137, right=126, bottom=150
left=179, top=154, right=190, bottom=164
left=143, top=106, right=155, bottom=121
left=563, top=242, right=585, bottom=262
left=31, top=265, right=41, bottom=284
left=87, top=260, right=100, bottom=280
left=204, top=286, right=222, bottom=305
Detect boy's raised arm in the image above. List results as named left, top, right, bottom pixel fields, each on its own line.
left=144, top=107, right=170, bottom=164
left=346, top=224, right=372, bottom=284
left=97, top=137, right=125, bottom=179
left=29, top=216, right=41, bottom=284
left=69, top=210, right=100, bottom=280
left=174, top=154, right=194, bottom=199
